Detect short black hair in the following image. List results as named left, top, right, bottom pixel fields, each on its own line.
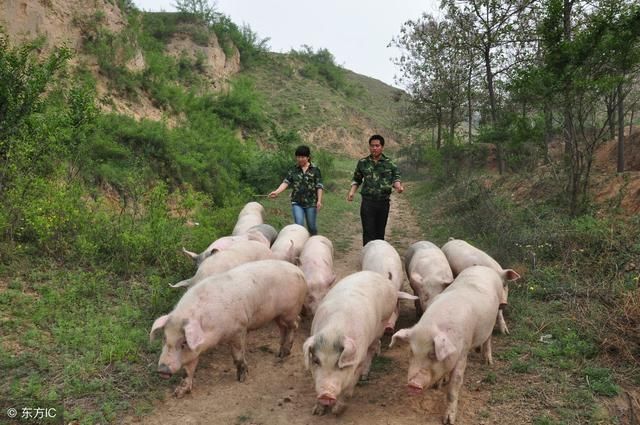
left=295, top=145, right=311, bottom=157
left=368, top=134, right=385, bottom=146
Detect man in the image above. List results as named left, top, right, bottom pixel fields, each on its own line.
left=269, top=145, right=324, bottom=235
left=347, top=134, right=404, bottom=246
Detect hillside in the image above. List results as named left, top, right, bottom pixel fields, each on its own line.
left=0, top=0, right=409, bottom=158
left=244, top=53, right=408, bottom=157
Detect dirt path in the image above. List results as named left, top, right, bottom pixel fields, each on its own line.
left=126, top=191, right=525, bottom=425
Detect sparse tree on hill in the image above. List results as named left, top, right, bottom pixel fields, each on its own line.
left=173, top=0, right=221, bottom=26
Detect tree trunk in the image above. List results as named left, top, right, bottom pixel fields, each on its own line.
left=484, top=45, right=503, bottom=174
left=467, top=67, right=473, bottom=144
left=606, top=92, right=616, bottom=140
left=544, top=103, right=553, bottom=164
left=449, top=104, right=456, bottom=145
left=563, top=0, right=573, bottom=157
left=436, top=108, right=443, bottom=150
left=617, top=82, right=625, bottom=173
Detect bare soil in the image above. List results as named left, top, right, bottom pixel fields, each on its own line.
left=126, top=193, right=546, bottom=425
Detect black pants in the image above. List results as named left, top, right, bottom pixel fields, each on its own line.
left=360, top=198, right=390, bottom=246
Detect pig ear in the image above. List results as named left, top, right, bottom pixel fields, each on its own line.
left=434, top=333, right=457, bottom=361
left=503, top=269, right=521, bottom=282
left=389, top=328, right=412, bottom=348
left=201, top=249, right=215, bottom=261
left=150, top=315, right=169, bottom=342
left=338, top=336, right=357, bottom=368
left=397, top=291, right=419, bottom=301
left=182, top=247, right=198, bottom=261
left=302, top=336, right=315, bottom=370
left=183, top=319, right=205, bottom=351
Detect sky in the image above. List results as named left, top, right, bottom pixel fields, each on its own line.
left=132, top=0, right=441, bottom=89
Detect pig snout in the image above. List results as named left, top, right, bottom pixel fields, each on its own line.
left=407, top=381, right=424, bottom=395
left=317, top=393, right=337, bottom=406
left=157, top=363, right=174, bottom=379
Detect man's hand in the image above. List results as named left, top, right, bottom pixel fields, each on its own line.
left=394, top=182, right=404, bottom=193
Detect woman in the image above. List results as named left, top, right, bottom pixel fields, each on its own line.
left=269, top=145, right=324, bottom=235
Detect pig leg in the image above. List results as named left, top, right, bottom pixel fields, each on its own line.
left=414, top=298, right=423, bottom=320
left=359, top=339, right=381, bottom=381
left=496, top=310, right=509, bottom=334
left=275, top=315, right=299, bottom=358
left=481, top=336, right=493, bottom=365
left=383, top=304, right=400, bottom=334
left=229, top=330, right=249, bottom=382
left=174, top=357, right=199, bottom=398
left=443, top=355, right=468, bottom=425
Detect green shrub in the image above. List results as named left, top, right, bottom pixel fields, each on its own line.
left=203, top=76, right=267, bottom=131
left=584, top=367, right=620, bottom=397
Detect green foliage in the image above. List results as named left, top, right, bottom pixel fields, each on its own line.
left=212, top=15, right=270, bottom=68
left=477, top=112, right=545, bottom=171
left=201, top=76, right=267, bottom=131
left=290, top=46, right=354, bottom=95
left=79, top=13, right=141, bottom=98
left=0, top=32, right=72, bottom=192
left=584, top=367, right=620, bottom=397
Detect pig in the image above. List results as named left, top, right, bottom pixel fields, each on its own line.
left=298, top=235, right=337, bottom=315
left=182, top=225, right=275, bottom=267
left=360, top=240, right=405, bottom=332
left=150, top=259, right=307, bottom=397
left=231, top=201, right=265, bottom=236
left=302, top=271, right=417, bottom=415
left=404, top=241, right=454, bottom=318
left=389, top=265, right=506, bottom=424
left=271, top=224, right=310, bottom=264
left=247, top=223, right=278, bottom=246
left=441, top=238, right=521, bottom=334
left=171, top=240, right=272, bottom=289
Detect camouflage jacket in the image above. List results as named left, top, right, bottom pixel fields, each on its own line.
left=284, top=163, right=323, bottom=208
left=351, top=154, right=401, bottom=201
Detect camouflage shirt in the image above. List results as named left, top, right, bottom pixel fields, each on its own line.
left=351, top=153, right=401, bottom=201
left=284, top=163, right=324, bottom=208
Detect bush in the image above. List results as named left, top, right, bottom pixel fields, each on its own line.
left=203, top=76, right=267, bottom=131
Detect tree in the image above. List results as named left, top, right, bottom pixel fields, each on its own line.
left=173, top=0, right=221, bottom=26
left=441, top=0, right=539, bottom=173
left=393, top=13, right=471, bottom=149
left=537, top=0, right=640, bottom=213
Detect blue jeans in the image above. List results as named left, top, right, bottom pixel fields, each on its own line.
left=292, top=203, right=318, bottom=235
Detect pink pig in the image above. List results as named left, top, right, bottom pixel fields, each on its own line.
left=172, top=240, right=272, bottom=289
left=303, top=271, right=417, bottom=415
left=404, top=241, right=454, bottom=319
left=390, top=265, right=506, bottom=424
left=150, top=260, right=307, bottom=397
left=231, top=201, right=265, bottom=236
left=360, top=240, right=405, bottom=332
left=271, top=224, right=310, bottom=264
left=441, top=238, right=520, bottom=334
left=298, top=235, right=337, bottom=315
